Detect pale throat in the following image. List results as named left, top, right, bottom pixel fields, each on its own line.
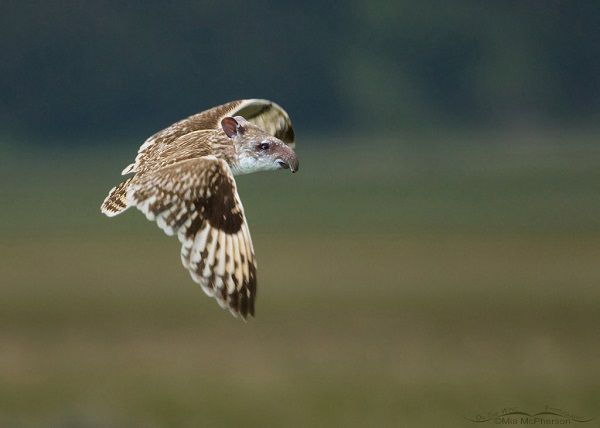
left=230, top=154, right=262, bottom=176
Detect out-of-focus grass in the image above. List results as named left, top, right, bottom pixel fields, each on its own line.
left=1, top=131, right=600, bottom=427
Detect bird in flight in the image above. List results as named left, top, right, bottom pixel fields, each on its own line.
left=100, top=99, right=298, bottom=319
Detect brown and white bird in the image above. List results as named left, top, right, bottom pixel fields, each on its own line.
left=100, top=99, right=298, bottom=319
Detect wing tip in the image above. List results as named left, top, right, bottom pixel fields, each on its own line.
left=100, top=178, right=133, bottom=217
left=121, top=163, right=136, bottom=175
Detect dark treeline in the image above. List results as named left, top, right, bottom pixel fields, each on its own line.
left=1, top=1, right=599, bottom=142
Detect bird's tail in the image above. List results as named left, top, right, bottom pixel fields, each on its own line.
left=101, top=177, right=133, bottom=217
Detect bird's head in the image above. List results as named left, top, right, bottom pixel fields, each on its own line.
left=221, top=116, right=299, bottom=175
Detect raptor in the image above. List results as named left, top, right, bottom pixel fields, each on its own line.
left=101, top=99, right=298, bottom=319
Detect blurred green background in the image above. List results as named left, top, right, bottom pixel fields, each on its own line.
left=1, top=2, right=600, bottom=427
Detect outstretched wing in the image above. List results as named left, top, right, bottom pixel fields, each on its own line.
left=230, top=99, right=295, bottom=146
left=126, top=156, right=257, bottom=318
left=122, top=99, right=294, bottom=175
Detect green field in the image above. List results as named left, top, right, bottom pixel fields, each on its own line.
left=1, top=132, right=599, bottom=427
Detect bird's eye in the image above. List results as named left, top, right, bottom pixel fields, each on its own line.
left=258, top=142, right=270, bottom=150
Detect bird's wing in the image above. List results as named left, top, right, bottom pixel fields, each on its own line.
left=122, top=129, right=215, bottom=175
left=179, top=99, right=295, bottom=146
left=122, top=99, right=294, bottom=175
left=126, top=156, right=257, bottom=318
left=228, top=99, right=295, bottom=147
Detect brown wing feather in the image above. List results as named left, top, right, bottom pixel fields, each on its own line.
left=126, top=156, right=257, bottom=318
left=125, top=129, right=223, bottom=176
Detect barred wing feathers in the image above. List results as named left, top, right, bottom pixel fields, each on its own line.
left=126, top=156, right=257, bottom=318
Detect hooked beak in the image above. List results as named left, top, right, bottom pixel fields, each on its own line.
left=276, top=146, right=299, bottom=173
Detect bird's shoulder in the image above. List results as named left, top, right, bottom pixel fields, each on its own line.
left=123, top=127, right=232, bottom=176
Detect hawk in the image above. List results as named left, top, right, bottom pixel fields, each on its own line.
left=100, top=99, right=298, bottom=319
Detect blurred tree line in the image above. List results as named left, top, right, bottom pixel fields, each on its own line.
left=1, top=1, right=599, bottom=142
